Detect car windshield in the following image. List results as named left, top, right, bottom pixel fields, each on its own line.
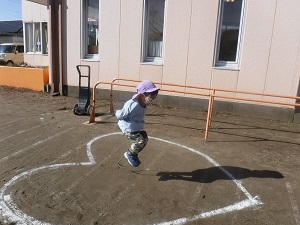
left=0, top=45, right=14, bottom=53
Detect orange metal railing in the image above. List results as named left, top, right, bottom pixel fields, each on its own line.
left=205, top=90, right=300, bottom=140
left=88, top=78, right=300, bottom=141
left=88, top=79, right=211, bottom=123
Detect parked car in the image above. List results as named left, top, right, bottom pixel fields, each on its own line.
left=0, top=43, right=24, bottom=66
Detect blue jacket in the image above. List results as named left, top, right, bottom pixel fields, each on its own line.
left=115, top=99, right=146, bottom=132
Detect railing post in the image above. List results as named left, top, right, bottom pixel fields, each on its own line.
left=209, top=89, right=215, bottom=127
left=89, top=83, right=98, bottom=123
left=205, top=94, right=213, bottom=141
left=109, top=83, right=115, bottom=113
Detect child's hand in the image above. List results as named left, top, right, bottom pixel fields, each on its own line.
left=115, top=110, right=119, bottom=121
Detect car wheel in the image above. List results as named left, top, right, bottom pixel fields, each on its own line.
left=6, top=61, right=13, bottom=66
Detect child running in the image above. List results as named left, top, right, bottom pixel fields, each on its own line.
left=115, top=80, right=159, bottom=167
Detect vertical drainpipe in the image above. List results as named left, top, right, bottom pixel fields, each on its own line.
left=58, top=0, right=64, bottom=95
left=49, top=0, right=63, bottom=95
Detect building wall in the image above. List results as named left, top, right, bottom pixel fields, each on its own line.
left=22, top=0, right=49, bottom=66
left=238, top=0, right=300, bottom=104
left=22, top=0, right=300, bottom=120
left=64, top=1, right=82, bottom=86
left=264, top=0, right=300, bottom=100
left=66, top=0, right=300, bottom=95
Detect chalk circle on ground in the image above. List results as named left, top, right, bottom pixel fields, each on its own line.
left=0, top=132, right=262, bottom=225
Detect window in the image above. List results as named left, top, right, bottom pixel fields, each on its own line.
left=24, top=22, right=48, bottom=54
left=24, top=23, right=33, bottom=52
left=16, top=45, right=24, bottom=53
left=42, top=23, right=48, bottom=54
left=142, top=0, right=165, bottom=64
left=83, top=0, right=99, bottom=59
left=215, top=0, right=245, bottom=69
left=0, top=45, right=14, bottom=53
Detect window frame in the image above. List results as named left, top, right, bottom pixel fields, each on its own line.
left=16, top=45, right=24, bottom=53
left=214, top=0, right=246, bottom=70
left=24, top=22, right=48, bottom=55
left=141, top=0, right=166, bottom=65
left=82, top=0, right=100, bottom=60
left=41, top=22, right=48, bottom=54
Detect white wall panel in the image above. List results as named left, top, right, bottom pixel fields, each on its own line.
left=162, top=0, right=192, bottom=87
left=139, top=64, right=163, bottom=84
left=118, top=0, right=144, bottom=86
left=185, top=0, right=219, bottom=94
left=22, top=0, right=48, bottom=22
left=99, top=0, right=121, bottom=83
left=64, top=0, right=82, bottom=86
left=237, top=0, right=276, bottom=99
left=265, top=0, right=300, bottom=100
left=211, top=69, right=239, bottom=98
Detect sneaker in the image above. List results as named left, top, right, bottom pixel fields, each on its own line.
left=124, top=152, right=141, bottom=167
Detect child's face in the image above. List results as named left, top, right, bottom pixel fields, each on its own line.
left=145, top=93, right=158, bottom=105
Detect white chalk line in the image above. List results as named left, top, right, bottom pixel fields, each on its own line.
left=0, top=124, right=45, bottom=143
left=0, top=110, right=70, bottom=128
left=0, top=132, right=262, bottom=225
left=0, top=127, right=74, bottom=164
left=285, top=182, right=300, bottom=224
left=0, top=111, right=70, bottom=143
left=0, top=118, right=26, bottom=127
left=154, top=198, right=258, bottom=225
left=231, top=183, right=243, bottom=224
left=150, top=136, right=261, bottom=225
left=0, top=163, right=78, bottom=225
left=56, top=143, right=86, bottom=161
left=65, top=144, right=121, bottom=193
left=185, top=185, right=204, bottom=213
left=150, top=136, right=257, bottom=201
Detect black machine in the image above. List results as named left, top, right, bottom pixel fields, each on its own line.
left=73, top=65, right=92, bottom=116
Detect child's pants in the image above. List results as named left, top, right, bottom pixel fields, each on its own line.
left=123, top=131, right=148, bottom=155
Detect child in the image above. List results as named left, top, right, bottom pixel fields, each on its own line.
left=115, top=80, right=159, bottom=167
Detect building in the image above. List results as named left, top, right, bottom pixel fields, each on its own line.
left=22, top=0, right=300, bottom=121
left=0, top=20, right=23, bottom=44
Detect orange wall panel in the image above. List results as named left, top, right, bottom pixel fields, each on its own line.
left=0, top=66, right=49, bottom=92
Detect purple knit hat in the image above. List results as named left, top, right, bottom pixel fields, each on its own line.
left=132, top=80, right=159, bottom=99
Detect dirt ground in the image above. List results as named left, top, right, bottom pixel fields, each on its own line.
left=0, top=85, right=300, bottom=225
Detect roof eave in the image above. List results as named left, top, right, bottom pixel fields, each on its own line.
left=25, top=0, right=47, bottom=6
